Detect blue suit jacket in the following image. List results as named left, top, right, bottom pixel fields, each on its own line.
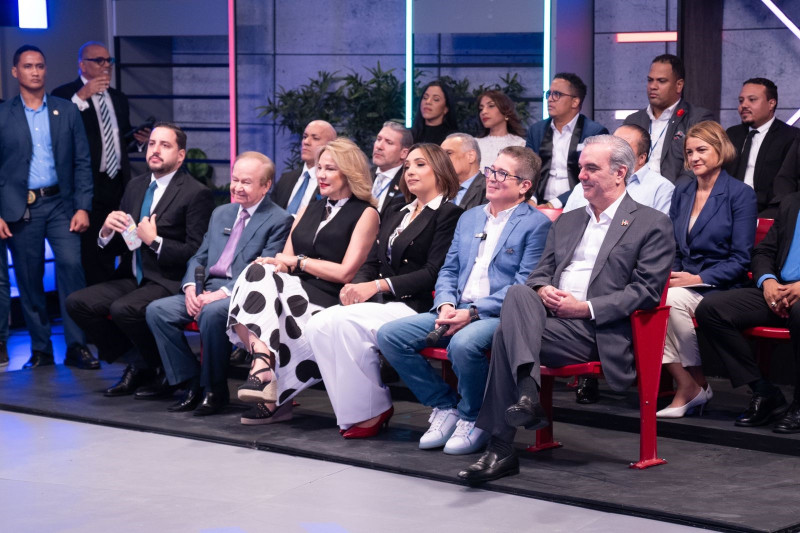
left=182, top=197, right=293, bottom=291
left=433, top=202, right=551, bottom=317
left=0, top=95, right=93, bottom=222
left=670, top=170, right=757, bottom=290
left=525, top=114, right=608, bottom=205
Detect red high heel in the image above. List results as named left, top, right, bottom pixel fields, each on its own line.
left=342, top=407, right=394, bottom=439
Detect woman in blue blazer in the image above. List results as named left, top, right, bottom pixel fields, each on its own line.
left=658, top=121, right=758, bottom=418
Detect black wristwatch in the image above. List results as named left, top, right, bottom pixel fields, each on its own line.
left=148, top=236, right=162, bottom=253
left=296, top=254, right=307, bottom=271
left=468, top=305, right=480, bottom=322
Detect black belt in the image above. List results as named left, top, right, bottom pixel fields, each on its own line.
left=27, top=185, right=60, bottom=205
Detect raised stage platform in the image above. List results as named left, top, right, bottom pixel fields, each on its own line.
left=1, top=361, right=799, bottom=533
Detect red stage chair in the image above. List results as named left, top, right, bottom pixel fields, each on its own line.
left=530, top=279, right=671, bottom=469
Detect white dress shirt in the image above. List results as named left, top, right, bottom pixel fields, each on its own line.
left=461, top=203, right=520, bottom=303
left=71, top=75, right=121, bottom=175
left=742, top=116, right=775, bottom=189
left=646, top=100, right=679, bottom=174
left=98, top=171, right=177, bottom=277
left=288, top=164, right=318, bottom=214
left=559, top=193, right=626, bottom=319
left=373, top=165, right=402, bottom=211
left=543, top=113, right=580, bottom=204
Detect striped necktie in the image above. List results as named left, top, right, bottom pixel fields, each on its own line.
left=98, top=92, right=120, bottom=178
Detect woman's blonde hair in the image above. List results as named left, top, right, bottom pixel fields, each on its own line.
left=316, top=138, right=376, bottom=207
left=684, top=120, right=737, bottom=171
left=398, top=143, right=460, bottom=202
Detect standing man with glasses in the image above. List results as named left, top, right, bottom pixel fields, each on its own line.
left=525, top=73, right=608, bottom=209
left=624, top=54, right=714, bottom=184
left=0, top=45, right=95, bottom=369
left=53, top=41, right=150, bottom=286
left=270, top=120, right=337, bottom=215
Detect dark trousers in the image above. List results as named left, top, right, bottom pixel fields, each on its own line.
left=0, top=240, right=9, bottom=343
left=65, top=278, right=172, bottom=368
left=7, top=195, right=86, bottom=354
left=695, top=287, right=800, bottom=395
left=81, top=197, right=118, bottom=287
left=476, top=284, right=599, bottom=442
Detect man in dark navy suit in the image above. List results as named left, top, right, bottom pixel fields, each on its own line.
left=0, top=45, right=95, bottom=370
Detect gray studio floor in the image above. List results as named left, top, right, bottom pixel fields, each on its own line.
left=0, top=411, right=702, bottom=533
left=0, top=327, right=702, bottom=533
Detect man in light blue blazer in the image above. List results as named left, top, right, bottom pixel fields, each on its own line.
left=378, top=146, right=551, bottom=455
left=146, top=152, right=292, bottom=415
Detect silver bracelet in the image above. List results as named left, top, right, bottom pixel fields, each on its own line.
left=375, top=279, right=382, bottom=293
left=301, top=258, right=308, bottom=271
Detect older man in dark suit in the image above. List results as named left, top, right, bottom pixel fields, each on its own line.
left=624, top=54, right=714, bottom=184
left=0, top=45, right=95, bottom=370
left=725, top=78, right=800, bottom=217
left=53, top=41, right=150, bottom=285
left=66, top=123, right=215, bottom=397
left=146, top=152, right=293, bottom=416
left=441, top=133, right=488, bottom=211
left=459, top=135, right=675, bottom=483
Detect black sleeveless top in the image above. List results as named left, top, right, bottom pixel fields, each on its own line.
left=290, top=196, right=374, bottom=307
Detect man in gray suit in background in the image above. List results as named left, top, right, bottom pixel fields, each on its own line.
left=146, top=152, right=293, bottom=416
left=441, top=133, right=487, bottom=210
left=458, top=135, right=675, bottom=484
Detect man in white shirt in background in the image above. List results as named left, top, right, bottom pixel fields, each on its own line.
left=270, top=120, right=337, bottom=215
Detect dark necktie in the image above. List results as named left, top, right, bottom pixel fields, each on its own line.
left=209, top=210, right=250, bottom=278
left=287, top=171, right=311, bottom=214
left=135, top=181, right=158, bottom=284
left=735, top=129, right=758, bottom=181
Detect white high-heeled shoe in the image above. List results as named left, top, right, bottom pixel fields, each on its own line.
left=656, top=387, right=709, bottom=418
left=703, top=383, right=713, bottom=402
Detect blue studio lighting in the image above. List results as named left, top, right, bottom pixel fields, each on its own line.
left=18, top=0, right=47, bottom=29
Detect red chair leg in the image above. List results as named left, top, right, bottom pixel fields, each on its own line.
left=630, top=308, right=669, bottom=469
left=528, top=375, right=561, bottom=452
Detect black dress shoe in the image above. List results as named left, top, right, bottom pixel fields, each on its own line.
left=64, top=344, right=100, bottom=370
left=23, top=351, right=55, bottom=369
left=735, top=390, right=788, bottom=427
left=134, top=372, right=181, bottom=400
left=230, top=348, right=252, bottom=366
left=193, top=383, right=230, bottom=416
left=104, top=365, right=154, bottom=397
left=504, top=394, right=549, bottom=430
left=773, top=401, right=800, bottom=433
left=167, top=385, right=203, bottom=412
left=458, top=449, right=519, bottom=484
left=575, top=377, right=599, bottom=404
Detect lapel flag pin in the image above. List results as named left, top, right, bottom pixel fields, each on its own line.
left=53, top=110, right=59, bottom=116
left=621, top=219, right=629, bottom=226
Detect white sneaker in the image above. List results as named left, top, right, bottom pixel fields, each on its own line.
left=419, top=408, right=459, bottom=449
left=443, top=419, right=490, bottom=455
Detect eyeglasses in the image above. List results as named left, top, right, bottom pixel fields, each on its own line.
left=545, top=89, right=577, bottom=101
left=83, top=57, right=115, bottom=66
left=483, top=167, right=526, bottom=183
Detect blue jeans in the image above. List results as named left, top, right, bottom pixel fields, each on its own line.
left=0, top=240, right=9, bottom=343
left=7, top=196, right=86, bottom=353
left=377, top=306, right=499, bottom=421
